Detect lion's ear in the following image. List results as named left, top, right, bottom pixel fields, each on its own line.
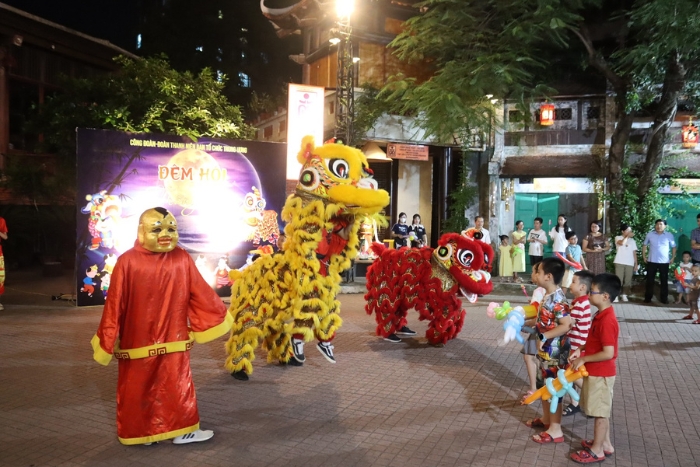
left=297, top=136, right=315, bottom=164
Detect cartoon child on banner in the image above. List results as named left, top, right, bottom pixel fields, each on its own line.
left=81, top=191, right=107, bottom=250
left=91, top=207, right=233, bottom=445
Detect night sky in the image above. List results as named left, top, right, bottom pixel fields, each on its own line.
left=5, top=0, right=140, bottom=51
left=6, top=0, right=302, bottom=105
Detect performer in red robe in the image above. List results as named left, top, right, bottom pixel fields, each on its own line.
left=91, top=207, right=233, bottom=445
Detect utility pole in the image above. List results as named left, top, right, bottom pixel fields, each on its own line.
left=334, top=0, right=355, bottom=145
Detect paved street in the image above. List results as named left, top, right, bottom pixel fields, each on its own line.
left=1, top=270, right=699, bottom=466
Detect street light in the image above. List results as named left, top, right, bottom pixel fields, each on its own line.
left=336, top=0, right=354, bottom=19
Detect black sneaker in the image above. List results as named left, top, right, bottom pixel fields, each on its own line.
left=396, top=326, right=416, bottom=336
left=316, top=342, right=336, bottom=363
left=292, top=337, right=306, bottom=363
left=231, top=370, right=249, bottom=381
left=284, top=358, right=303, bottom=367
left=384, top=333, right=401, bottom=343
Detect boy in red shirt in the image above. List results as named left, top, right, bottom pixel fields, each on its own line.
left=569, top=273, right=621, bottom=463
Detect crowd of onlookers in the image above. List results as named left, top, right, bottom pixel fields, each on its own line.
left=489, top=213, right=700, bottom=317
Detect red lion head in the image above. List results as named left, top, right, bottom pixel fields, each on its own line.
left=433, top=233, right=493, bottom=302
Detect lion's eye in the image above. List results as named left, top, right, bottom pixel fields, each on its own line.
left=436, top=244, right=453, bottom=260
left=327, top=159, right=350, bottom=179
left=457, top=249, right=474, bottom=267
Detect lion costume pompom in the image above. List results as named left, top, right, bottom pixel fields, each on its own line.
left=224, top=136, right=389, bottom=379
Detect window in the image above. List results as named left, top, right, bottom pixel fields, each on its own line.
left=195, top=46, right=203, bottom=52
left=587, top=106, right=601, bottom=119
left=216, top=70, right=224, bottom=83
left=239, top=72, right=251, bottom=88
left=508, top=110, right=524, bottom=122
left=136, top=33, right=142, bottom=50
left=554, top=108, right=572, bottom=120
left=218, top=10, right=223, bottom=19
left=279, top=120, right=286, bottom=134
left=263, top=125, right=273, bottom=138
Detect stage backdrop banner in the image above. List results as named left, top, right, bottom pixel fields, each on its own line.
left=75, top=128, right=287, bottom=307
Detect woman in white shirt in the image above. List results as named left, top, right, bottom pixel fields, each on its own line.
left=613, top=223, right=638, bottom=302
left=549, top=214, right=571, bottom=257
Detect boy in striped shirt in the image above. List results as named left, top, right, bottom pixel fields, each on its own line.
left=562, top=269, right=594, bottom=416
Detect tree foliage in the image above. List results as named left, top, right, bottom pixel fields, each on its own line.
left=378, top=0, right=700, bottom=232
left=13, top=55, right=254, bottom=200
left=381, top=0, right=587, bottom=144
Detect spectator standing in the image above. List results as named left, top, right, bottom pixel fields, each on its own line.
left=582, top=221, right=610, bottom=275
left=561, top=231, right=586, bottom=296
left=498, top=235, right=513, bottom=282
left=409, top=214, right=428, bottom=248
left=682, top=264, right=700, bottom=321
left=461, top=215, right=491, bottom=245
left=528, top=217, right=547, bottom=268
left=642, top=219, right=677, bottom=304
left=691, top=213, right=700, bottom=264
left=562, top=270, right=594, bottom=416
left=511, top=220, right=527, bottom=283
left=0, top=215, right=7, bottom=311
left=391, top=212, right=410, bottom=248
left=613, top=224, right=638, bottom=302
left=568, top=273, right=621, bottom=463
left=549, top=214, right=571, bottom=258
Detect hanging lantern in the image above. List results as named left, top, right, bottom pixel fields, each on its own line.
left=682, top=119, right=699, bottom=148
left=540, top=103, right=555, bottom=126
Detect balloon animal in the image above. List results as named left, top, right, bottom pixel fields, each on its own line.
left=522, top=365, right=589, bottom=413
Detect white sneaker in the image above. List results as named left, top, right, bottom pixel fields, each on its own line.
left=621, top=294, right=629, bottom=302
left=0, top=303, right=4, bottom=311
left=316, top=342, right=336, bottom=363
left=172, top=429, right=214, bottom=445
left=613, top=297, right=619, bottom=303
left=292, top=337, right=306, bottom=363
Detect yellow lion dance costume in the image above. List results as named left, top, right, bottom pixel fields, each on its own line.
left=224, top=136, right=389, bottom=380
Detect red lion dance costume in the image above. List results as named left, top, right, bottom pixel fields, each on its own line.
left=365, top=233, right=494, bottom=345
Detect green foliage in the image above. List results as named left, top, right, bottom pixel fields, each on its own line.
left=352, top=84, right=407, bottom=146
left=602, top=167, right=700, bottom=274
left=247, top=89, right=287, bottom=117
left=382, top=0, right=585, bottom=144
left=441, top=152, right=479, bottom=234
left=13, top=55, right=254, bottom=200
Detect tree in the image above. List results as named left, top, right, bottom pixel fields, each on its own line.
left=15, top=55, right=254, bottom=200
left=381, top=0, right=700, bottom=231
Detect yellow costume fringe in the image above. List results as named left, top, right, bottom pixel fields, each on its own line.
left=224, top=137, right=389, bottom=375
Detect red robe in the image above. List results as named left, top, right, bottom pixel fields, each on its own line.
left=91, top=243, right=233, bottom=445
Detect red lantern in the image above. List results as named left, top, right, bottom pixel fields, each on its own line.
left=682, top=120, right=699, bottom=148
left=540, top=103, right=555, bottom=126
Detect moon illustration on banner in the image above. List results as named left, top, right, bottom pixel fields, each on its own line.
left=163, top=149, right=223, bottom=209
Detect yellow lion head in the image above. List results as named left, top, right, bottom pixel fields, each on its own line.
left=295, top=136, right=389, bottom=214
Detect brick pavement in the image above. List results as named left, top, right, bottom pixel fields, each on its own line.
left=1, top=271, right=699, bottom=467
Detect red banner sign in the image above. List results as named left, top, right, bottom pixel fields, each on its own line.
left=387, top=143, right=429, bottom=161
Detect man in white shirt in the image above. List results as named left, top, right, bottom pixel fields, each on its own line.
left=527, top=217, right=547, bottom=268
left=461, top=215, right=491, bottom=245
left=613, top=223, right=638, bottom=302
left=642, top=219, right=676, bottom=304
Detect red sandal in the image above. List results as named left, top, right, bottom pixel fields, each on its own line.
left=581, top=439, right=613, bottom=456
left=531, top=432, right=564, bottom=444
left=570, top=448, right=605, bottom=463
